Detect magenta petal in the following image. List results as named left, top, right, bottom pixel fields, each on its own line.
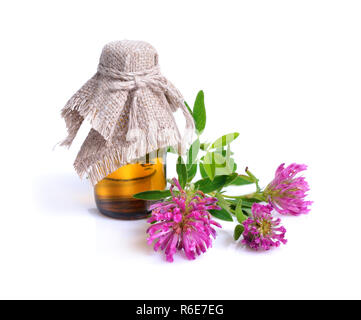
left=146, top=178, right=222, bottom=262
left=265, top=163, right=312, bottom=216
left=242, top=203, right=287, bottom=251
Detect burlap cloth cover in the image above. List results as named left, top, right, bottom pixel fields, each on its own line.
left=60, top=40, right=194, bottom=185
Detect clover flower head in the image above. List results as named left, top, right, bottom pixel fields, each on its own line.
left=264, top=163, right=312, bottom=216
left=147, top=178, right=222, bottom=262
left=242, top=203, right=287, bottom=250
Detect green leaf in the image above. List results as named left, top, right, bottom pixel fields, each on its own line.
left=213, top=152, right=227, bottom=167
left=216, top=148, right=234, bottom=157
left=133, top=190, right=171, bottom=200
left=210, top=132, right=240, bottom=149
left=232, top=162, right=237, bottom=173
left=227, top=174, right=254, bottom=186
left=223, top=173, right=238, bottom=186
left=193, top=90, right=206, bottom=134
left=167, top=146, right=177, bottom=154
left=219, top=160, right=235, bottom=176
left=241, top=198, right=261, bottom=208
left=217, top=194, right=233, bottom=216
left=209, top=208, right=233, bottom=222
left=210, top=145, right=236, bottom=176
left=225, top=144, right=231, bottom=164
left=187, top=139, right=200, bottom=170
left=203, top=152, right=216, bottom=180
left=236, top=211, right=247, bottom=223
left=234, top=224, right=245, bottom=240
left=235, top=199, right=242, bottom=215
left=215, top=167, right=232, bottom=176
left=200, top=142, right=210, bottom=151
left=194, top=175, right=228, bottom=193
left=235, top=199, right=247, bottom=223
left=184, top=101, right=193, bottom=116
left=187, top=164, right=197, bottom=183
left=224, top=197, right=261, bottom=212
left=225, top=155, right=235, bottom=173
left=214, top=158, right=234, bottom=176
left=242, top=207, right=252, bottom=216
left=199, top=163, right=208, bottom=179
left=176, top=156, right=187, bottom=189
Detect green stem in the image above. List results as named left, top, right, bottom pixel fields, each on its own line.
left=245, top=167, right=261, bottom=193
left=222, top=192, right=265, bottom=201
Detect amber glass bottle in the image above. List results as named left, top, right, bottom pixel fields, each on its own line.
left=94, top=149, right=166, bottom=219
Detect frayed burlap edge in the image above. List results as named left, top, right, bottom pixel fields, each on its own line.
left=74, top=128, right=181, bottom=185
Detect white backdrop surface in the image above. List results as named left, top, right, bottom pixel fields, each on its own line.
left=0, top=0, right=360, bottom=299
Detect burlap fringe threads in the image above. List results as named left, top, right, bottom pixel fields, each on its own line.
left=60, top=40, right=194, bottom=185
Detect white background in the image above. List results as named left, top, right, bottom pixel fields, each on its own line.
left=0, top=0, right=360, bottom=299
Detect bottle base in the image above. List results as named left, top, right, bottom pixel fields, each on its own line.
left=95, top=197, right=150, bottom=220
